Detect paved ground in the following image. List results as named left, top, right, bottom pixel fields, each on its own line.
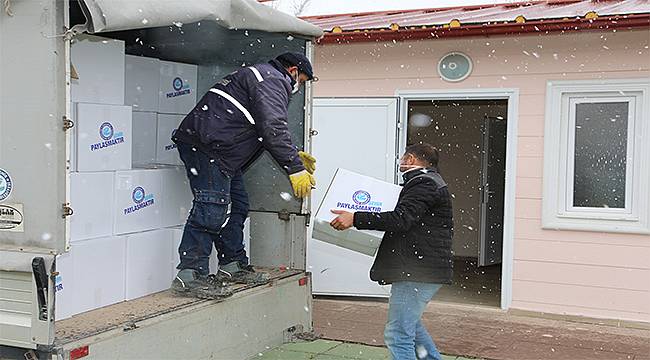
left=312, top=298, right=650, bottom=360
left=257, top=339, right=475, bottom=360
left=433, top=258, right=501, bottom=308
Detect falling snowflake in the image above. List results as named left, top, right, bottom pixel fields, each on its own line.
left=416, top=346, right=428, bottom=359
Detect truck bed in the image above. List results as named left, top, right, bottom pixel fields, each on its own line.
left=55, top=267, right=304, bottom=346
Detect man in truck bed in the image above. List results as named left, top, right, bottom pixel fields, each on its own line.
left=171, top=52, right=317, bottom=298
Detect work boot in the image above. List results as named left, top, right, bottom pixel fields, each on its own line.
left=171, top=269, right=233, bottom=299
left=216, top=262, right=271, bottom=285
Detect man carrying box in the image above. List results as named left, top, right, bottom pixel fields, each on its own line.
left=170, top=52, right=317, bottom=298
left=330, top=143, right=453, bottom=360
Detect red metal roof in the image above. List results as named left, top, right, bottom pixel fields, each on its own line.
left=303, top=0, right=650, bottom=43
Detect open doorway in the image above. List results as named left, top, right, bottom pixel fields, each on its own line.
left=406, top=99, right=508, bottom=307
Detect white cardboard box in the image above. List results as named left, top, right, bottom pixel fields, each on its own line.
left=313, top=168, right=402, bottom=256
left=54, top=236, right=127, bottom=319
left=114, top=169, right=163, bottom=235
left=125, top=55, right=160, bottom=112
left=156, top=114, right=183, bottom=165
left=132, top=111, right=158, bottom=167
left=159, top=60, right=198, bottom=115
left=71, top=35, right=125, bottom=105
left=74, top=103, right=132, bottom=172
left=54, top=251, right=74, bottom=320
left=125, top=229, right=173, bottom=300
left=159, top=166, right=192, bottom=228
left=69, top=172, right=114, bottom=242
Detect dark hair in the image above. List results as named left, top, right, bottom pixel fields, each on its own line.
left=405, top=143, right=439, bottom=168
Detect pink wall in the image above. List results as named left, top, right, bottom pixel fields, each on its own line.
left=312, top=29, right=650, bottom=323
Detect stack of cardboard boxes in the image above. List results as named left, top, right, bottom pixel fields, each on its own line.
left=57, top=35, right=249, bottom=319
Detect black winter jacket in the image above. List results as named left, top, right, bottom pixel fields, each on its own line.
left=353, top=168, right=454, bottom=285
left=173, top=60, right=305, bottom=177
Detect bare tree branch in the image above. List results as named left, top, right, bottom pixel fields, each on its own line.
left=260, top=0, right=280, bottom=10
left=292, top=0, right=312, bottom=16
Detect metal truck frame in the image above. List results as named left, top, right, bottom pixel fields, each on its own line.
left=0, top=1, right=322, bottom=358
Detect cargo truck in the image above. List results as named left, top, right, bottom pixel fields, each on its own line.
left=0, top=0, right=322, bottom=358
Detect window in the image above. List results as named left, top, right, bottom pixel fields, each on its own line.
left=543, top=79, right=650, bottom=234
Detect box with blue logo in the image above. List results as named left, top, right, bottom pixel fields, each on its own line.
left=158, top=60, right=197, bottom=115
left=313, top=168, right=402, bottom=256
left=74, top=103, right=133, bottom=172
left=156, top=114, right=184, bottom=165
left=113, top=169, right=163, bottom=235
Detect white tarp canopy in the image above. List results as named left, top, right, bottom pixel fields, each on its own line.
left=78, top=0, right=323, bottom=37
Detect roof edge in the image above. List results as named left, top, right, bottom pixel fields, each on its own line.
left=302, top=0, right=573, bottom=21
left=316, top=14, right=650, bottom=44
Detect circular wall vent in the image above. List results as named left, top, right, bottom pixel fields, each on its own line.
left=438, top=52, right=473, bottom=82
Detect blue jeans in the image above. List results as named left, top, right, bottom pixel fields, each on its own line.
left=385, top=282, right=442, bottom=360
left=215, top=173, right=249, bottom=267
left=176, top=142, right=249, bottom=275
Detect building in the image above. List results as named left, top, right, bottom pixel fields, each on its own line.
left=304, top=0, right=650, bottom=325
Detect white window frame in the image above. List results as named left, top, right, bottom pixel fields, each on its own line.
left=565, top=96, right=635, bottom=216
left=543, top=79, right=650, bottom=234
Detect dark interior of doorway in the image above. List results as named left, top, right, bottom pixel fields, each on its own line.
left=407, top=99, right=508, bottom=307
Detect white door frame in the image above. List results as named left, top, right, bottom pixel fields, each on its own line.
left=309, top=97, right=399, bottom=297
left=396, top=88, right=519, bottom=310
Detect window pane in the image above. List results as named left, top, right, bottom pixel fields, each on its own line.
left=573, top=101, right=628, bottom=209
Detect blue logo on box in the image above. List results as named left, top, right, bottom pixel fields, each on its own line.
left=0, top=168, right=13, bottom=202
left=336, top=190, right=384, bottom=212
left=166, top=77, right=191, bottom=98
left=173, top=77, right=184, bottom=91
left=132, top=186, right=145, bottom=203
left=164, top=129, right=178, bottom=152
left=54, top=274, right=63, bottom=292
left=99, top=122, right=114, bottom=140
left=91, top=122, right=125, bottom=151
left=352, top=190, right=371, bottom=205
left=124, top=186, right=155, bottom=215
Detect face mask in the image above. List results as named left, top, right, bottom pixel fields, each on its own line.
left=397, top=155, right=426, bottom=173
left=398, top=157, right=423, bottom=173
left=399, top=164, right=424, bottom=173
left=291, top=70, right=301, bottom=95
